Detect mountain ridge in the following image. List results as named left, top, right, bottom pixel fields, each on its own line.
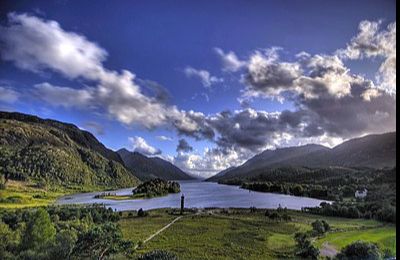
left=117, top=148, right=194, bottom=181
left=207, top=132, right=396, bottom=182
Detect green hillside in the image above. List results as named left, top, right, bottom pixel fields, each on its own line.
left=0, top=112, right=140, bottom=191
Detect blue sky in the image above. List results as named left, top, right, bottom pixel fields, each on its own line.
left=0, top=1, right=396, bottom=177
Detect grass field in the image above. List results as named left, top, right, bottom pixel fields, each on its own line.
left=0, top=180, right=103, bottom=208
left=0, top=180, right=65, bottom=208
left=315, top=226, right=396, bottom=256
left=119, top=209, right=396, bottom=259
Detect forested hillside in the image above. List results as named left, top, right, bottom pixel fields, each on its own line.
left=0, top=112, right=139, bottom=190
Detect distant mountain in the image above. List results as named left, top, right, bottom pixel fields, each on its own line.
left=207, top=132, right=396, bottom=182
left=211, top=167, right=237, bottom=180
left=117, top=148, right=194, bottom=181
left=0, top=111, right=140, bottom=189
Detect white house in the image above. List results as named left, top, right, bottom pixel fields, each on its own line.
left=355, top=188, right=368, bottom=199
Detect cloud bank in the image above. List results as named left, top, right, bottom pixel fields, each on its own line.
left=0, top=13, right=396, bottom=176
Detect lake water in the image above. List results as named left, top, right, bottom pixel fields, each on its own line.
left=56, top=180, right=329, bottom=211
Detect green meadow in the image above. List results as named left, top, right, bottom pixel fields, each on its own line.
left=118, top=209, right=396, bottom=259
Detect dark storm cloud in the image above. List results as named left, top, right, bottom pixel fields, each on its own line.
left=243, top=49, right=302, bottom=99
left=176, top=138, right=194, bottom=153
left=174, top=111, right=215, bottom=140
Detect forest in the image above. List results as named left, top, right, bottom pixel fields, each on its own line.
left=133, top=178, right=181, bottom=198
left=221, top=167, right=396, bottom=224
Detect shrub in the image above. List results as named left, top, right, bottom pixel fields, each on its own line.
left=336, top=241, right=381, bottom=260
left=282, top=213, right=291, bottom=221
left=269, top=212, right=281, bottom=221
left=311, top=219, right=330, bottom=234
left=138, top=208, right=148, bottom=217
left=294, top=232, right=319, bottom=259
left=137, top=250, right=178, bottom=260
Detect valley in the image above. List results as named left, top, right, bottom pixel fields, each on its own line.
left=0, top=112, right=396, bottom=259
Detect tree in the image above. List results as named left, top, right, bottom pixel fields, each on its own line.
left=49, top=229, right=78, bottom=259
left=282, top=213, right=292, bottom=222
left=138, top=208, right=148, bottom=217
left=311, top=220, right=330, bottom=235
left=292, top=184, right=304, bottom=196
left=294, top=232, right=319, bottom=259
left=23, top=208, right=56, bottom=250
left=348, top=207, right=361, bottom=218
left=336, top=241, right=381, bottom=260
left=72, top=222, right=132, bottom=260
left=0, top=174, right=6, bottom=189
left=268, top=212, right=281, bottom=221
left=0, top=221, right=16, bottom=259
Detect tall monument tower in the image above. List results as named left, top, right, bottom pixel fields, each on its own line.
left=180, top=194, right=185, bottom=215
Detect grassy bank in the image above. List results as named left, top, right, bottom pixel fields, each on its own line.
left=0, top=180, right=114, bottom=208
left=0, top=180, right=65, bottom=208
left=119, top=208, right=396, bottom=259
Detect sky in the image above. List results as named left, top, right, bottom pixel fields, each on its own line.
left=0, top=0, right=396, bottom=177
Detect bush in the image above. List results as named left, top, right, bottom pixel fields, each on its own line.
left=269, top=212, right=281, bottom=221
left=0, top=174, right=6, bottom=189
left=294, top=232, right=319, bottom=259
left=138, top=208, right=148, bottom=217
left=311, top=219, right=330, bottom=234
left=336, top=241, right=381, bottom=260
left=137, top=250, right=178, bottom=260
left=282, top=213, right=292, bottom=221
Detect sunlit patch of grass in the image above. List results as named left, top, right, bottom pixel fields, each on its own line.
left=0, top=180, right=67, bottom=208
left=315, top=225, right=396, bottom=255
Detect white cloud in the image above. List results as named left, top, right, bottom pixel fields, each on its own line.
left=337, top=20, right=396, bottom=94
left=361, top=88, right=381, bottom=102
left=172, top=147, right=248, bottom=177
left=34, top=82, right=94, bottom=108
left=214, top=47, right=246, bottom=72
left=0, top=12, right=106, bottom=79
left=157, top=135, right=173, bottom=141
left=184, top=66, right=223, bottom=88
left=0, top=86, right=19, bottom=103
left=0, top=12, right=199, bottom=130
left=129, top=136, right=161, bottom=156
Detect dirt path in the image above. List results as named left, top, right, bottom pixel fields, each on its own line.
left=320, top=242, right=338, bottom=258
left=143, top=216, right=183, bottom=244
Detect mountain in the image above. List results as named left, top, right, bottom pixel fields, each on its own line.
left=328, top=132, right=396, bottom=168
left=117, top=148, right=194, bottom=181
left=207, top=132, right=396, bottom=182
left=210, top=166, right=237, bottom=180
left=0, top=111, right=140, bottom=189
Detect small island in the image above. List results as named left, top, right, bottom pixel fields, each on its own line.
left=94, top=178, right=181, bottom=200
